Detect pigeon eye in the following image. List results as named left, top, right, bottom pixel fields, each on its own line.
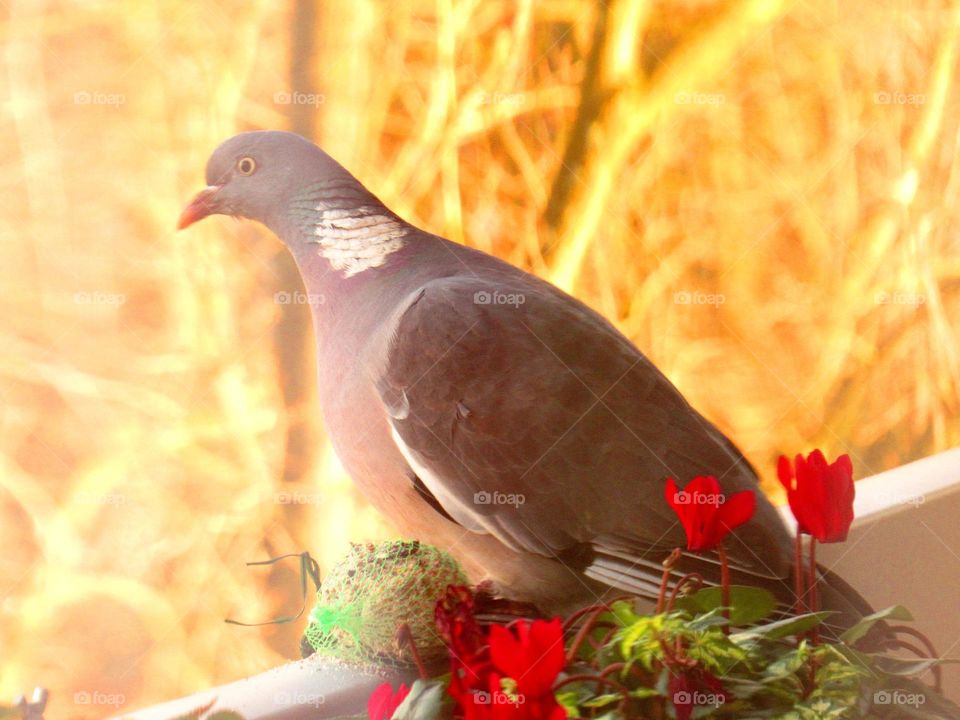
left=236, top=157, right=257, bottom=176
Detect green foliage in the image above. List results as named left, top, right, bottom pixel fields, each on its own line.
left=673, top=585, right=778, bottom=625
left=560, top=600, right=959, bottom=719
left=840, top=606, right=913, bottom=645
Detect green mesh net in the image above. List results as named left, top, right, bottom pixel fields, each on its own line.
left=301, top=540, right=467, bottom=667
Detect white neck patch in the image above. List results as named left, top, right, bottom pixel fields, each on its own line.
left=310, top=206, right=408, bottom=278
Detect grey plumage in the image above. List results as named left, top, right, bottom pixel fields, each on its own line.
left=179, top=131, right=872, bottom=632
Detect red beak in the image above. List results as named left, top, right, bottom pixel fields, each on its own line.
left=177, top=186, right=221, bottom=230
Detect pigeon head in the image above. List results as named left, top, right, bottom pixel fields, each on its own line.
left=179, top=131, right=413, bottom=278
left=177, top=131, right=356, bottom=234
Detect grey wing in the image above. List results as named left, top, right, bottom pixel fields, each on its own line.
left=369, top=275, right=790, bottom=580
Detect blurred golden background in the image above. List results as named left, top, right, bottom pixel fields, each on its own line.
left=2, top=0, right=958, bottom=715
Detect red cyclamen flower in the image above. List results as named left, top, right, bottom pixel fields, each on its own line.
left=488, top=618, right=566, bottom=698
left=367, top=682, right=410, bottom=720
left=664, top=475, right=756, bottom=551
left=436, top=587, right=566, bottom=720
left=777, top=449, right=854, bottom=543
left=461, top=669, right=566, bottom=720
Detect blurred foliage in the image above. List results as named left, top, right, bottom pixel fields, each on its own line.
left=555, top=600, right=959, bottom=719
left=0, top=0, right=958, bottom=716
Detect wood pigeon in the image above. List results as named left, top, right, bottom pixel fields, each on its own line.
left=179, top=131, right=870, bottom=629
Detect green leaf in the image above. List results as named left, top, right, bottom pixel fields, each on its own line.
left=872, top=655, right=945, bottom=677
left=607, top=599, right=641, bottom=627
left=722, top=676, right=775, bottom=701
left=792, top=697, right=853, bottom=719
left=582, top=693, right=623, bottom=708
left=579, top=601, right=640, bottom=664
left=731, top=612, right=835, bottom=642
left=617, top=612, right=681, bottom=670
left=686, top=627, right=750, bottom=674
left=763, top=643, right=810, bottom=680
left=674, top=585, right=777, bottom=625
left=392, top=679, right=446, bottom=720
left=840, top=605, right=913, bottom=644
left=556, top=689, right=583, bottom=718
left=686, top=607, right=730, bottom=631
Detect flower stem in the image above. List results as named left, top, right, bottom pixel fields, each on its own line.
left=718, top=541, right=730, bottom=633
left=793, top=532, right=805, bottom=615
left=396, top=623, right=429, bottom=679
left=808, top=538, right=819, bottom=644
left=657, top=548, right=682, bottom=613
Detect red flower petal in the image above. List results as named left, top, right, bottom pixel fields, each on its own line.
left=665, top=476, right=756, bottom=551
left=777, top=454, right=794, bottom=490
left=779, top=450, right=855, bottom=542
left=367, top=682, right=410, bottom=720
left=717, top=490, right=756, bottom=532
left=489, top=618, right=564, bottom=697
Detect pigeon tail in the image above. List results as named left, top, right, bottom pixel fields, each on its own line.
left=584, top=545, right=876, bottom=642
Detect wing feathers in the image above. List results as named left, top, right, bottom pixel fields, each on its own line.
left=373, top=275, right=793, bottom=580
